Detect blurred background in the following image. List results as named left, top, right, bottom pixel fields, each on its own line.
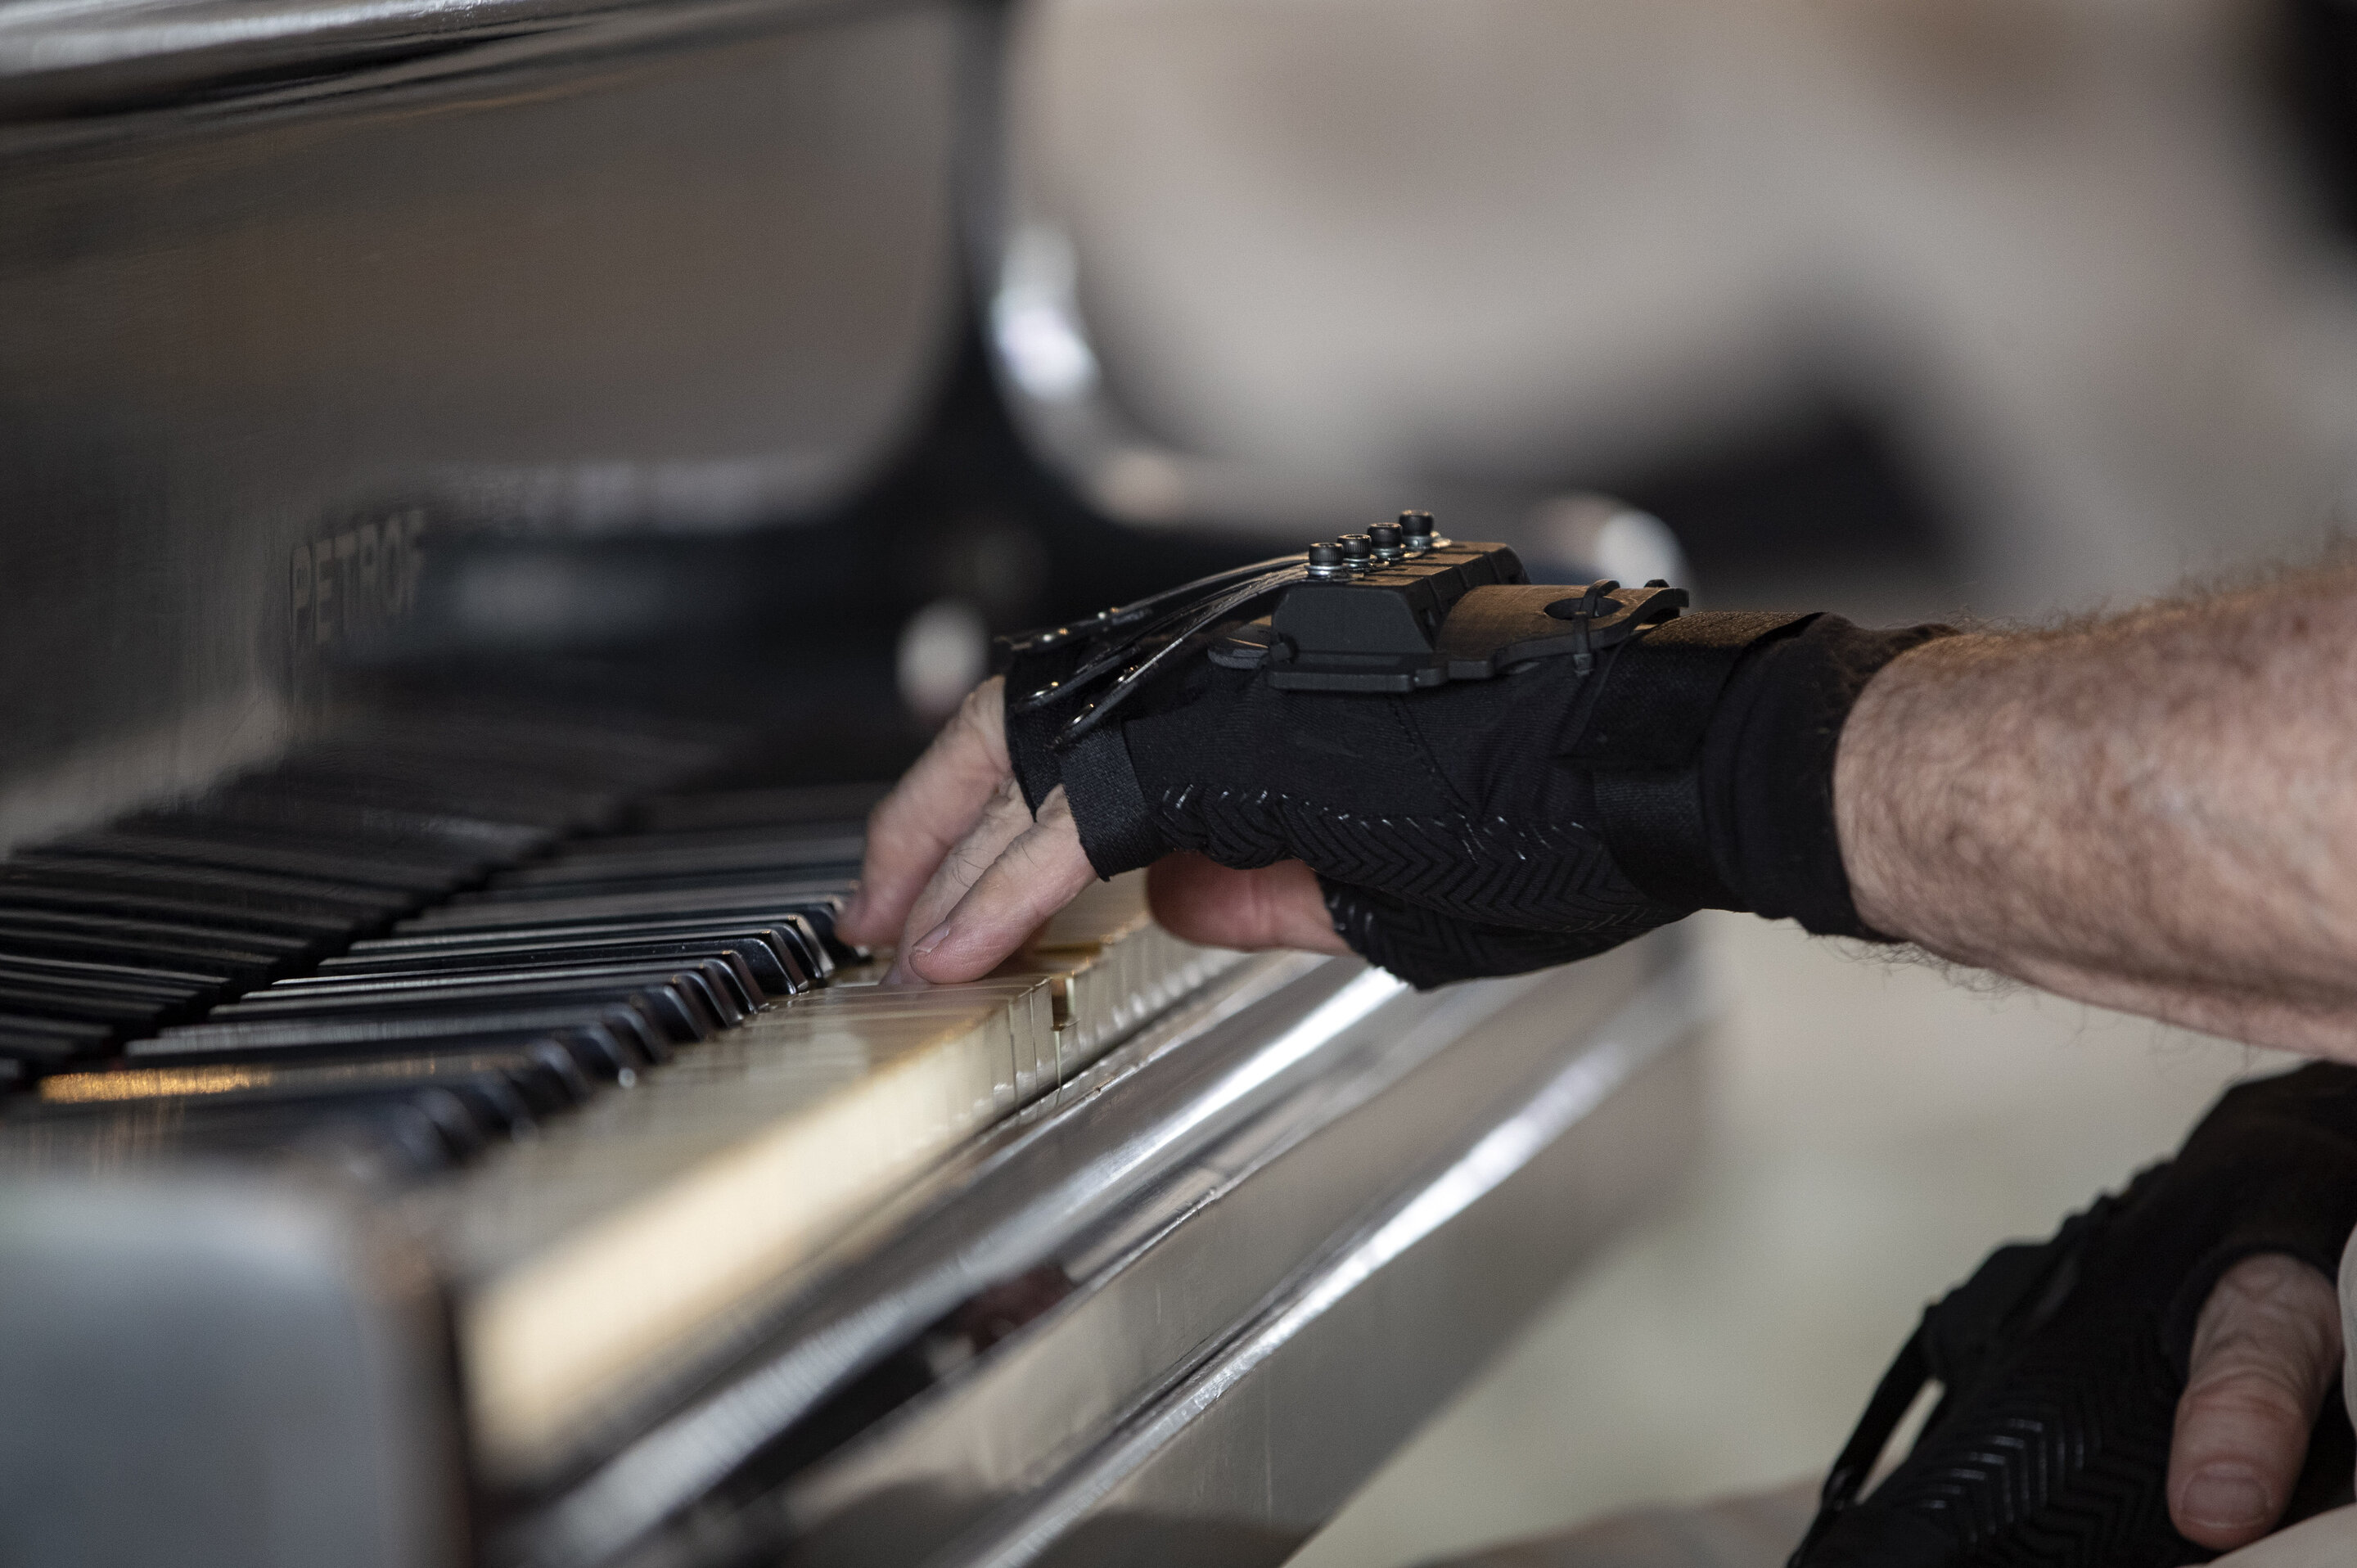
left=991, top=0, right=2357, bottom=622
left=375, top=0, right=2357, bottom=728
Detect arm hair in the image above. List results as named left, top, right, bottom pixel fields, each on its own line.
left=1836, top=563, right=2357, bottom=1058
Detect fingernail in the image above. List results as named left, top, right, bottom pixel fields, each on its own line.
left=2181, top=1469, right=2271, bottom=1530
left=911, top=921, right=952, bottom=957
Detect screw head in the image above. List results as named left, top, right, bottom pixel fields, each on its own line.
left=1398, top=510, right=1436, bottom=551
left=1337, top=534, right=1373, bottom=565
left=1306, top=541, right=1347, bottom=579
left=1368, top=522, right=1404, bottom=561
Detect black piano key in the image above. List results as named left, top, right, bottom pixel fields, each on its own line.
left=286, top=1100, right=473, bottom=1175
left=139, top=1005, right=670, bottom=1072
left=232, top=966, right=747, bottom=1034
left=289, top=952, right=770, bottom=1016
left=417, top=881, right=850, bottom=930
left=210, top=965, right=738, bottom=1039
left=178, top=1090, right=489, bottom=1172
left=0, top=954, right=219, bottom=998
left=555, top=820, right=868, bottom=853
left=488, top=830, right=868, bottom=889
left=0, top=885, right=359, bottom=940
left=112, top=810, right=516, bottom=876
left=482, top=867, right=865, bottom=906
left=21, top=835, right=466, bottom=894
left=300, top=723, right=693, bottom=775
left=631, top=782, right=886, bottom=832
left=0, top=917, right=296, bottom=984
left=363, top=912, right=832, bottom=980
left=452, top=862, right=862, bottom=906
left=2, top=855, right=421, bottom=918
left=0, top=966, right=200, bottom=1000
left=172, top=789, right=556, bottom=860
left=0, top=982, right=174, bottom=1025
left=232, top=766, right=620, bottom=834
left=0, top=985, right=203, bottom=1039
left=38, top=1039, right=597, bottom=1114
left=21, top=1074, right=522, bottom=1149
left=0, top=949, right=234, bottom=992
left=1, top=1095, right=456, bottom=1178
left=123, top=1020, right=642, bottom=1084
left=315, top=933, right=799, bottom=999
left=0, top=1017, right=113, bottom=1063
left=0, top=981, right=203, bottom=1032
left=406, top=894, right=857, bottom=968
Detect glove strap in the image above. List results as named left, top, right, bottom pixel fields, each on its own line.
left=1058, top=726, right=1165, bottom=879
left=1584, top=615, right=1954, bottom=937
left=1571, top=611, right=1813, bottom=914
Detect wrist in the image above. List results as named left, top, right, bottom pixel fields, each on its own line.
left=1832, top=632, right=2002, bottom=947
left=1610, top=613, right=1957, bottom=937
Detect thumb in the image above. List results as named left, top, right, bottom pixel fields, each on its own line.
left=1146, top=855, right=1350, bottom=956
left=2169, top=1252, right=2345, bottom=1551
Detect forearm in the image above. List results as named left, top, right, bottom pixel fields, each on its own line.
left=1836, top=569, right=2357, bottom=1057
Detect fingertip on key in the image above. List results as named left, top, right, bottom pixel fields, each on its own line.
left=893, top=921, right=962, bottom=985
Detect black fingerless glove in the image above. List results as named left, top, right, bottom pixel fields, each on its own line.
left=1004, top=538, right=1949, bottom=987
left=1791, top=1061, right=2357, bottom=1568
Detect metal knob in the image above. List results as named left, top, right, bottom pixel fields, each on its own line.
left=1306, top=541, right=1348, bottom=579
left=1368, top=522, right=1404, bottom=562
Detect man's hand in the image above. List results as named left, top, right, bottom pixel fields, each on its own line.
left=2171, top=1252, right=2346, bottom=1551
left=836, top=678, right=1343, bottom=981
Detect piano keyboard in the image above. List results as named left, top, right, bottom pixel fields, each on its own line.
left=0, top=706, right=1242, bottom=1492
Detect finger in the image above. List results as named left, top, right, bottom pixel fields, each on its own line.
left=899, top=788, right=1098, bottom=984
left=1147, top=855, right=1350, bottom=955
left=2169, top=1252, right=2345, bottom=1551
left=895, top=776, right=1038, bottom=958
left=840, top=678, right=1010, bottom=945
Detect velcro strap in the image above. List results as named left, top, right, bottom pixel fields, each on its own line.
left=1563, top=611, right=1814, bottom=769
left=1057, top=725, right=1167, bottom=879
left=1590, top=768, right=1737, bottom=910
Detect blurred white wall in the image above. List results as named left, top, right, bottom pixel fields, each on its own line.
left=1291, top=911, right=2293, bottom=1567
left=1003, top=0, right=2357, bottom=613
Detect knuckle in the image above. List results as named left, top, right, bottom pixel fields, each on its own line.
left=2181, top=1370, right=2313, bottom=1428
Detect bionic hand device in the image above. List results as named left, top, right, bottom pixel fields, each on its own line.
left=1000, top=512, right=1951, bottom=987
left=1791, top=1062, right=2357, bottom=1568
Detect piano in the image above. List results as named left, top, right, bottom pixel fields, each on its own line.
left=0, top=2, right=1711, bottom=1565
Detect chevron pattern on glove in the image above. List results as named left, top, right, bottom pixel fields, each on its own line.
left=1321, top=881, right=1656, bottom=989
left=1813, top=1312, right=2199, bottom=1568
left=1152, top=785, right=1668, bottom=933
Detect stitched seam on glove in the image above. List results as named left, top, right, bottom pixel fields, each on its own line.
left=1153, top=786, right=1664, bottom=932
